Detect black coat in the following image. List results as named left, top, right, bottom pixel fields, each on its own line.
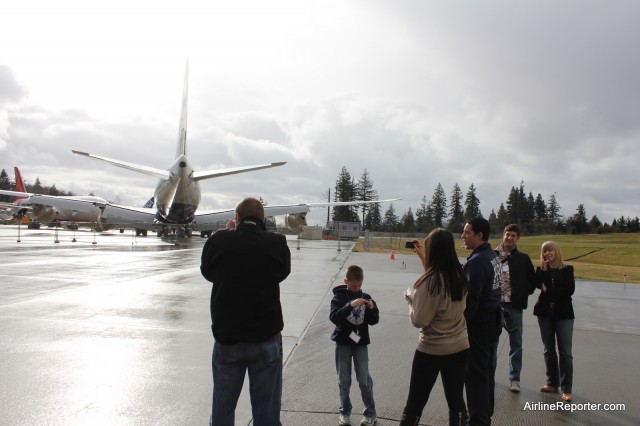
left=201, top=217, right=291, bottom=344
left=497, top=247, right=536, bottom=309
left=533, top=266, right=575, bottom=319
left=330, top=285, right=379, bottom=346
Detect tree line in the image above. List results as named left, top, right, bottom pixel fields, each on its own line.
left=0, top=169, right=76, bottom=202
left=331, top=166, right=640, bottom=235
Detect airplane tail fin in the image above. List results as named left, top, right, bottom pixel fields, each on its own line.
left=14, top=167, right=28, bottom=201
left=176, top=61, right=189, bottom=158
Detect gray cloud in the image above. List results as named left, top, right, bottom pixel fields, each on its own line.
left=1, top=1, right=639, bottom=226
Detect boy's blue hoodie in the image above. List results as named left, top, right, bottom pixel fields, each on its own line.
left=330, top=285, right=379, bottom=346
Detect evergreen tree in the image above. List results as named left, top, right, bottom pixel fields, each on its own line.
left=332, top=166, right=359, bottom=222
left=534, top=193, right=547, bottom=223
left=590, top=215, right=603, bottom=233
left=488, top=209, right=499, bottom=234
left=447, top=183, right=465, bottom=233
left=496, top=203, right=508, bottom=232
left=0, top=169, right=12, bottom=203
left=364, top=202, right=382, bottom=231
left=463, top=183, right=482, bottom=221
left=547, top=193, right=562, bottom=226
left=401, top=208, right=416, bottom=233
left=356, top=169, right=377, bottom=229
left=430, top=183, right=447, bottom=228
left=32, top=177, right=44, bottom=194
left=382, top=203, right=398, bottom=232
left=567, top=204, right=589, bottom=234
left=415, top=195, right=434, bottom=233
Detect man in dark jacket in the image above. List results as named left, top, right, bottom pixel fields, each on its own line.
left=461, top=217, right=502, bottom=426
left=201, top=197, right=291, bottom=426
left=495, top=224, right=535, bottom=393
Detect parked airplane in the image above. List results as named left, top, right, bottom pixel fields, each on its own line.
left=0, top=166, right=116, bottom=231
left=0, top=64, right=397, bottom=238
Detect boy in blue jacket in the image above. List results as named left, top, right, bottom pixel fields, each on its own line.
left=330, top=265, right=379, bottom=426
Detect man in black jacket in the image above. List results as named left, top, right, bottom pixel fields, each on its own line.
left=462, top=217, right=502, bottom=426
left=495, top=224, right=535, bottom=393
left=201, top=197, right=291, bottom=426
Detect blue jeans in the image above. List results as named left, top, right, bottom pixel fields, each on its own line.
left=537, top=316, right=574, bottom=393
left=210, top=333, right=283, bottom=426
left=335, top=344, right=376, bottom=418
left=504, top=306, right=524, bottom=381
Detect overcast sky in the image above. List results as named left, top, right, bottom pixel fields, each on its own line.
left=1, top=0, right=639, bottom=227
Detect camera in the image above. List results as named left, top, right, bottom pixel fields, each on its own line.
left=405, top=241, right=415, bottom=249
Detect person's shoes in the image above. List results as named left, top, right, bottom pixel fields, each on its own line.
left=562, top=393, right=573, bottom=402
left=510, top=380, right=521, bottom=392
left=338, top=414, right=351, bottom=425
left=540, top=384, right=558, bottom=393
left=360, top=415, right=377, bottom=426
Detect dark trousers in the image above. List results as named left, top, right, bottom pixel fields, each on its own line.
left=465, top=323, right=499, bottom=426
left=402, top=349, right=469, bottom=419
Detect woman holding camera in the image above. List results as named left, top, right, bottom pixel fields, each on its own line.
left=533, top=241, right=575, bottom=402
left=400, top=228, right=469, bottom=426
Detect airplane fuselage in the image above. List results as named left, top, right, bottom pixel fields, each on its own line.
left=154, top=154, right=200, bottom=224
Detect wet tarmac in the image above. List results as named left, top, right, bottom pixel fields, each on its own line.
left=1, top=225, right=639, bottom=425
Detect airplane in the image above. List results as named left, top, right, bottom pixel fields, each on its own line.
left=0, top=166, right=119, bottom=231
left=0, top=63, right=397, bottom=239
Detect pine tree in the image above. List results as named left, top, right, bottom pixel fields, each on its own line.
left=431, top=183, right=447, bottom=228
left=364, top=202, right=383, bottom=231
left=382, top=203, right=398, bottom=231
left=0, top=169, right=12, bottom=203
left=415, top=196, right=430, bottom=232
left=356, top=169, right=378, bottom=229
left=464, top=183, right=482, bottom=221
left=332, top=166, right=359, bottom=222
left=496, top=203, right=508, bottom=231
left=447, top=183, right=465, bottom=233
left=401, top=208, right=416, bottom=233
left=534, top=193, right=547, bottom=223
left=547, top=193, right=561, bottom=226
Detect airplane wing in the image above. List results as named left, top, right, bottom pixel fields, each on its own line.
left=192, top=162, right=286, bottom=181
left=100, top=204, right=157, bottom=230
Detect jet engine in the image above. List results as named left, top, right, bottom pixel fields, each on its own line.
left=284, top=213, right=307, bottom=232
left=31, top=204, right=57, bottom=224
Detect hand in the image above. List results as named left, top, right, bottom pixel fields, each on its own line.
left=365, top=299, right=375, bottom=310
left=350, top=298, right=369, bottom=308
left=226, top=219, right=236, bottom=229
left=541, top=283, right=547, bottom=293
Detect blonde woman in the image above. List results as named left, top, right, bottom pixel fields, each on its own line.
left=533, top=241, right=575, bottom=402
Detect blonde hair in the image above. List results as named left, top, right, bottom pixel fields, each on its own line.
left=540, top=241, right=564, bottom=270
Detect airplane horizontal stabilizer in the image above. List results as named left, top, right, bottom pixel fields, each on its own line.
left=72, top=151, right=171, bottom=180
left=192, top=162, right=286, bottom=181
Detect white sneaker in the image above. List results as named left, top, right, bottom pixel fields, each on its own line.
left=510, top=380, right=521, bottom=392
left=361, top=415, right=377, bottom=426
left=338, top=414, right=351, bottom=425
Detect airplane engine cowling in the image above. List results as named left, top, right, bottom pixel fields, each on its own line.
left=32, top=204, right=57, bottom=224
left=284, top=213, right=307, bottom=232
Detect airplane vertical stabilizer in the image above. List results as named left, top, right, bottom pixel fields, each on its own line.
left=176, top=61, right=189, bottom=158
left=14, top=167, right=28, bottom=201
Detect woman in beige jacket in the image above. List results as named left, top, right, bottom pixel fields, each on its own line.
left=400, top=228, right=469, bottom=426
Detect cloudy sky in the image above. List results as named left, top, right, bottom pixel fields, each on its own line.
left=1, top=0, right=639, bottom=226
